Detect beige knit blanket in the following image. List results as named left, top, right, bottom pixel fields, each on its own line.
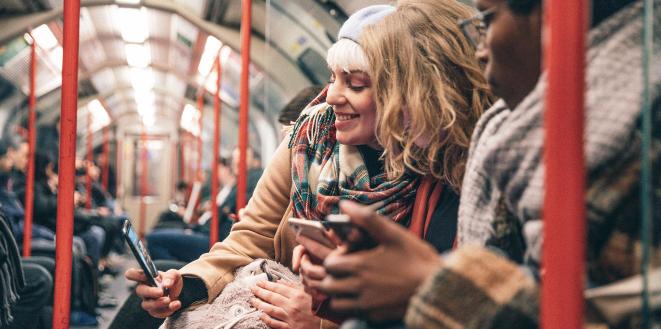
left=160, top=259, right=300, bottom=329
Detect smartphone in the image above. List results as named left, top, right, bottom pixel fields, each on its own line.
left=322, top=214, right=377, bottom=252
left=288, top=217, right=335, bottom=249
left=122, top=219, right=161, bottom=288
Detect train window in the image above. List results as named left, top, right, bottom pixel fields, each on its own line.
left=130, top=137, right=167, bottom=197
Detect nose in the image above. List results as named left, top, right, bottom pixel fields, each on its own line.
left=326, top=81, right=346, bottom=107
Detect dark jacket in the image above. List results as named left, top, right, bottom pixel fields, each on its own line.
left=196, top=168, right=264, bottom=241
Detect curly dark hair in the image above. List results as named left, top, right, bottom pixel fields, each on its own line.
left=508, top=0, right=637, bottom=27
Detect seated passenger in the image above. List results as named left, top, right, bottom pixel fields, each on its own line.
left=146, top=148, right=261, bottom=262
left=0, top=140, right=55, bottom=244
left=125, top=4, right=490, bottom=329
left=316, top=0, right=661, bottom=327
left=17, top=152, right=106, bottom=266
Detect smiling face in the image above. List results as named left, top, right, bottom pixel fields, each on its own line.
left=326, top=68, right=379, bottom=148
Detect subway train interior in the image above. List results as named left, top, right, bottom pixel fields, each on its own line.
left=0, top=0, right=658, bottom=328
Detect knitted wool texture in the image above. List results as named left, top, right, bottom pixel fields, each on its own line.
left=161, top=259, right=299, bottom=329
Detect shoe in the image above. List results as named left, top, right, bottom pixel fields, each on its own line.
left=70, top=310, right=98, bottom=326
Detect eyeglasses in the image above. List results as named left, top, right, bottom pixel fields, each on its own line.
left=458, top=6, right=498, bottom=48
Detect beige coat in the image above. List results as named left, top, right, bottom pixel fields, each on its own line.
left=180, top=138, right=338, bottom=328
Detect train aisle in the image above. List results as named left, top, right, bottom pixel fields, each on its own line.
left=73, top=255, right=136, bottom=329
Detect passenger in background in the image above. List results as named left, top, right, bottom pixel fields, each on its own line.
left=0, top=140, right=54, bottom=244
left=8, top=141, right=28, bottom=197
left=83, top=160, right=129, bottom=277
left=146, top=148, right=261, bottom=262
left=318, top=0, right=661, bottom=328
left=94, top=148, right=117, bottom=198
left=21, top=152, right=106, bottom=266
left=153, top=180, right=190, bottom=230
left=0, top=139, right=100, bottom=326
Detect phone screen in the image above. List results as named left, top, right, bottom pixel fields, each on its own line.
left=123, top=219, right=160, bottom=287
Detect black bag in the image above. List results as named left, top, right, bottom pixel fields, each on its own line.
left=30, top=241, right=99, bottom=314
left=72, top=255, right=98, bottom=314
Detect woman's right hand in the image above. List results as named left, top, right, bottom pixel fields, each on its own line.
left=125, top=268, right=184, bottom=318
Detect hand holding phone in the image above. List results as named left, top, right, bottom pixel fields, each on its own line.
left=122, top=219, right=162, bottom=289
left=322, top=214, right=377, bottom=252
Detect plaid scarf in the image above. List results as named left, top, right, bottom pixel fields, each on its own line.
left=288, top=91, right=418, bottom=222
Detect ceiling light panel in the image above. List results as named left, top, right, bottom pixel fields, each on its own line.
left=129, top=67, right=154, bottom=92
left=116, top=7, right=149, bottom=43
left=197, top=35, right=222, bottom=76
left=87, top=99, right=111, bottom=132
left=31, top=24, right=58, bottom=49
left=180, top=103, right=201, bottom=136
left=125, top=43, right=151, bottom=67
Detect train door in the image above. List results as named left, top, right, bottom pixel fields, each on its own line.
left=119, top=133, right=173, bottom=233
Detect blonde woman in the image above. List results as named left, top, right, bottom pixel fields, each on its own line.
left=127, top=5, right=465, bottom=329
left=295, top=0, right=493, bottom=324
left=295, top=0, right=492, bottom=324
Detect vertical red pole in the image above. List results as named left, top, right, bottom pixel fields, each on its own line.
left=196, top=92, right=204, bottom=182
left=237, top=0, right=252, bottom=211
left=53, top=0, right=80, bottom=327
left=180, top=132, right=186, bottom=181
left=22, top=36, right=37, bottom=257
left=171, top=140, right=177, bottom=199
left=116, top=134, right=122, bottom=198
left=541, top=0, right=586, bottom=328
left=102, top=126, right=110, bottom=191
left=139, top=129, right=148, bottom=239
left=85, top=109, right=93, bottom=209
left=210, top=56, right=222, bottom=247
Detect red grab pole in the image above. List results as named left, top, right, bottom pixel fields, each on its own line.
left=180, top=132, right=186, bottom=181
left=541, top=0, right=587, bottom=328
left=210, top=55, right=222, bottom=247
left=196, top=91, right=204, bottom=182
left=85, top=109, right=93, bottom=209
left=102, top=126, right=110, bottom=191
left=22, top=36, right=37, bottom=257
left=53, top=0, right=80, bottom=327
left=115, top=133, right=122, bottom=198
left=237, top=0, right=252, bottom=211
left=139, top=128, right=148, bottom=239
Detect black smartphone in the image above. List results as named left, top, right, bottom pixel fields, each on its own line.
left=122, top=219, right=161, bottom=288
left=322, top=214, right=377, bottom=252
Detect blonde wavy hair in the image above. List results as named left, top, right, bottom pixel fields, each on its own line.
left=361, top=0, right=493, bottom=191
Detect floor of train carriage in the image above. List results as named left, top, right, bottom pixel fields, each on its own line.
left=74, top=254, right=136, bottom=329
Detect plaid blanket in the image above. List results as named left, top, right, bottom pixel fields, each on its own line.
left=288, top=98, right=418, bottom=223
left=406, top=2, right=661, bottom=328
